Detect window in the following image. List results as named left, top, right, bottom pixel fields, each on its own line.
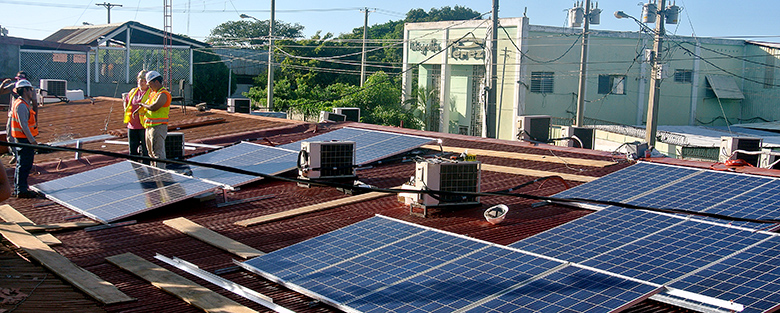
left=674, top=69, right=693, bottom=83
left=597, top=74, right=626, bottom=95
left=530, top=72, right=554, bottom=93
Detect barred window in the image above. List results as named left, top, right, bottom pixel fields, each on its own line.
left=674, top=69, right=693, bottom=83
left=530, top=71, right=554, bottom=93
left=598, top=74, right=626, bottom=95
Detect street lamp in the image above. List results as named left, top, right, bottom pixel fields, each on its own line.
left=241, top=7, right=275, bottom=111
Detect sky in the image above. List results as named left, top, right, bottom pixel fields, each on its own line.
left=2, top=0, right=779, bottom=43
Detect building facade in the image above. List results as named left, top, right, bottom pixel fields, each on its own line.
left=402, top=18, right=780, bottom=141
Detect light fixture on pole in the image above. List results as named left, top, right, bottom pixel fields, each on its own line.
left=615, top=0, right=679, bottom=148
left=240, top=7, right=275, bottom=111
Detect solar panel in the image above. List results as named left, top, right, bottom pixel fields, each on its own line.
left=668, top=235, right=780, bottom=313
left=240, top=215, right=660, bottom=312
left=31, top=161, right=220, bottom=223
left=187, top=142, right=298, bottom=187
left=277, top=127, right=435, bottom=165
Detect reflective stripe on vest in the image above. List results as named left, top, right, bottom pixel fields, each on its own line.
left=9, top=98, right=37, bottom=138
left=124, top=87, right=150, bottom=124
left=143, top=87, right=171, bottom=128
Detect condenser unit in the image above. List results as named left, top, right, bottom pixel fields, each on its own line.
left=227, top=98, right=251, bottom=113
left=165, top=132, right=185, bottom=159
left=759, top=148, right=780, bottom=169
left=720, top=136, right=762, bottom=166
left=560, top=126, right=595, bottom=149
left=401, top=159, right=481, bottom=211
left=39, top=79, right=67, bottom=103
left=516, top=115, right=550, bottom=142
left=298, top=141, right=356, bottom=180
left=319, top=111, right=346, bottom=123
left=332, top=107, right=360, bottom=122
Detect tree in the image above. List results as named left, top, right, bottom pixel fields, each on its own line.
left=192, top=48, right=230, bottom=105
left=206, top=19, right=305, bottom=47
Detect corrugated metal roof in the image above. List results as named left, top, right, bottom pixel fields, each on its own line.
left=43, top=21, right=207, bottom=48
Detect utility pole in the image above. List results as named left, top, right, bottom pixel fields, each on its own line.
left=360, top=8, right=372, bottom=87
left=485, top=0, right=499, bottom=138
left=645, top=0, right=665, bottom=147
left=96, top=2, right=122, bottom=24
left=575, top=0, right=591, bottom=127
left=267, top=0, right=275, bottom=111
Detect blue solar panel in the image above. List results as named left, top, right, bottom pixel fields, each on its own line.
left=242, top=216, right=660, bottom=312
left=277, top=127, right=435, bottom=165
left=187, top=142, right=298, bottom=187
left=667, top=234, right=780, bottom=313
left=553, top=162, right=699, bottom=203
left=464, top=265, right=661, bottom=313
left=32, top=161, right=220, bottom=223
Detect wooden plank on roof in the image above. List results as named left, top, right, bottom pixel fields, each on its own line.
left=481, top=164, right=597, bottom=182
left=163, top=217, right=264, bottom=259
left=0, top=222, right=134, bottom=304
left=0, top=204, right=61, bottom=246
left=235, top=190, right=393, bottom=227
left=421, top=145, right=615, bottom=167
left=19, top=221, right=101, bottom=233
left=106, top=252, right=258, bottom=313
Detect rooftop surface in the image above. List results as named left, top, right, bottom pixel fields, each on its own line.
left=1, top=98, right=776, bottom=312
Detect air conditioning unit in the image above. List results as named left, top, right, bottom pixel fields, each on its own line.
left=516, top=115, right=550, bottom=142
left=165, top=132, right=185, bottom=159
left=332, top=107, right=360, bottom=122
left=227, top=98, right=251, bottom=113
left=319, top=111, right=346, bottom=123
left=560, top=126, right=595, bottom=149
left=298, top=141, right=356, bottom=180
left=39, top=79, right=67, bottom=103
left=759, top=148, right=780, bottom=169
left=400, top=159, right=481, bottom=213
left=720, top=136, right=762, bottom=166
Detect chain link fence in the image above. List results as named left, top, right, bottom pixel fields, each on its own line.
left=20, top=50, right=89, bottom=91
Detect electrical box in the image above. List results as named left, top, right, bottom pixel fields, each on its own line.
left=298, top=141, right=356, bottom=180
left=720, top=136, right=762, bottom=166
left=165, top=132, right=185, bottom=159
left=332, top=107, right=360, bottom=122
left=319, top=111, right=347, bottom=123
left=516, top=115, right=551, bottom=142
left=227, top=98, right=251, bottom=113
left=560, top=126, right=595, bottom=149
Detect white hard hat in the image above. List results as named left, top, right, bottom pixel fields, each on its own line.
left=145, top=71, right=161, bottom=82
left=14, top=79, right=32, bottom=89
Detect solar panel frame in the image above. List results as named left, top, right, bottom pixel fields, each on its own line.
left=186, top=142, right=299, bottom=187
left=277, top=127, right=435, bottom=165
left=240, top=215, right=662, bottom=313
left=31, top=161, right=221, bottom=223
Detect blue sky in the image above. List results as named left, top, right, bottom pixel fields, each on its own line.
left=3, top=0, right=778, bottom=43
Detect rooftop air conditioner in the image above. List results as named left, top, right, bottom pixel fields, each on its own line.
left=560, top=126, right=595, bottom=149
left=39, top=79, right=67, bottom=103
left=298, top=141, right=356, bottom=180
left=516, top=115, right=550, bottom=142
left=720, top=136, right=762, bottom=166
left=319, top=111, right=346, bottom=123
left=400, top=159, right=481, bottom=214
left=759, top=148, right=780, bottom=170
left=332, top=107, right=360, bottom=122
left=227, top=98, right=251, bottom=113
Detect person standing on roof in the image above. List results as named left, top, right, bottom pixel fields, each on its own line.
left=8, top=80, right=39, bottom=198
left=123, top=70, right=150, bottom=162
left=139, top=71, right=170, bottom=169
left=2, top=71, right=38, bottom=164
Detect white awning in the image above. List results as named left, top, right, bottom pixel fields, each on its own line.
left=706, top=75, right=744, bottom=100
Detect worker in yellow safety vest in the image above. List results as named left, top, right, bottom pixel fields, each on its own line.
left=8, top=80, right=39, bottom=198
left=139, top=71, right=171, bottom=169
left=123, top=70, right=151, bottom=161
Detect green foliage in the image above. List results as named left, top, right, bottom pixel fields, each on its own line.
left=405, top=85, right=440, bottom=131
left=206, top=19, right=305, bottom=47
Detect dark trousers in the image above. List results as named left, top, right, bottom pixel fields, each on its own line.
left=128, top=128, right=148, bottom=161
left=14, top=137, right=34, bottom=193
